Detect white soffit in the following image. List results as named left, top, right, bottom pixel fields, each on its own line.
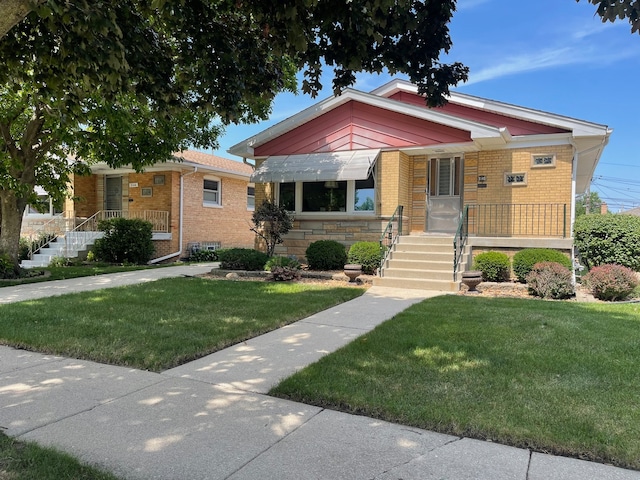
left=251, top=149, right=380, bottom=183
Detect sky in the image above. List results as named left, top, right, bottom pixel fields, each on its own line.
left=209, top=0, right=640, bottom=212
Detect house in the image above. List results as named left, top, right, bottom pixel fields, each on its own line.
left=21, top=150, right=255, bottom=267
left=229, top=79, right=612, bottom=290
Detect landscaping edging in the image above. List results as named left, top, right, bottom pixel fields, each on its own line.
left=207, top=268, right=374, bottom=285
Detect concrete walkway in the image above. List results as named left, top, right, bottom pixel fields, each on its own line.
left=1, top=268, right=639, bottom=479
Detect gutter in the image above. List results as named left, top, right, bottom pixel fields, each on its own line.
left=149, top=167, right=199, bottom=264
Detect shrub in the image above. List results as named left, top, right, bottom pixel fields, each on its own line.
left=526, top=262, right=574, bottom=299
left=305, top=240, right=347, bottom=271
left=18, top=237, right=30, bottom=261
left=0, top=253, right=16, bottom=279
left=473, top=251, right=511, bottom=282
left=347, top=241, right=383, bottom=274
left=217, top=248, right=269, bottom=271
left=264, top=256, right=301, bottom=271
left=582, top=264, right=639, bottom=301
left=268, top=266, right=301, bottom=282
left=250, top=200, right=294, bottom=257
left=189, top=249, right=218, bottom=262
left=93, top=218, right=154, bottom=265
left=512, top=248, right=573, bottom=283
left=574, top=214, right=640, bottom=271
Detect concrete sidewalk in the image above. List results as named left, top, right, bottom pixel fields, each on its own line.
left=1, top=272, right=639, bottom=479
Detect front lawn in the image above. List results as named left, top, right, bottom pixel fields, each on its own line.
left=270, top=295, right=640, bottom=470
left=0, top=432, right=121, bottom=480
left=0, top=278, right=364, bottom=371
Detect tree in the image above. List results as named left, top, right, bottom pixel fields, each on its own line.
left=576, top=191, right=604, bottom=216
left=251, top=200, right=294, bottom=257
left=0, top=1, right=467, bottom=274
left=578, top=0, right=640, bottom=34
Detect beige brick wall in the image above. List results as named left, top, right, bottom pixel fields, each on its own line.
left=181, top=172, right=255, bottom=251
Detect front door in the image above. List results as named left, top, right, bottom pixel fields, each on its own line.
left=426, top=157, right=462, bottom=233
left=105, top=176, right=122, bottom=211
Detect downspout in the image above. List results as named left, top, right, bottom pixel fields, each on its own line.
left=149, top=167, right=198, bottom=264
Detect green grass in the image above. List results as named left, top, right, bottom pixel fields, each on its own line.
left=270, top=295, right=640, bottom=470
left=0, top=263, right=171, bottom=287
left=0, top=431, right=121, bottom=480
left=0, top=277, right=364, bottom=371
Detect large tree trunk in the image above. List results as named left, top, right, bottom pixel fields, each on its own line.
left=0, top=0, right=40, bottom=39
left=0, top=189, right=28, bottom=276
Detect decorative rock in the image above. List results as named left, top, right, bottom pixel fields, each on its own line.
left=225, top=272, right=240, bottom=280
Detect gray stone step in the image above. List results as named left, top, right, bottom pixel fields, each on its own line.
left=373, top=276, right=460, bottom=292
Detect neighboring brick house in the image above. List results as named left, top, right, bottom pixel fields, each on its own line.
left=22, top=150, right=255, bottom=264
left=229, top=78, right=612, bottom=290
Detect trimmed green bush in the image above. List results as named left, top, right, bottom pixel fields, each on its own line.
left=526, top=262, right=574, bottom=299
left=582, top=264, right=639, bottom=301
left=347, top=241, right=383, bottom=274
left=189, top=249, right=218, bottom=262
left=473, top=251, right=511, bottom=282
left=574, top=214, right=640, bottom=271
left=264, top=256, right=301, bottom=271
left=217, top=248, right=269, bottom=271
left=0, top=253, right=16, bottom=279
left=93, top=218, right=154, bottom=265
left=512, top=248, right=572, bottom=283
left=306, top=240, right=347, bottom=271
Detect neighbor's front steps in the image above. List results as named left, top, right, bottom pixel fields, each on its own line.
left=20, top=231, right=103, bottom=268
left=374, top=235, right=467, bottom=292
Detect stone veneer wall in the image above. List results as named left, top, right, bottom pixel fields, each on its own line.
left=274, top=218, right=388, bottom=260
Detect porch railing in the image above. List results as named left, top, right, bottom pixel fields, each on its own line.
left=466, top=203, right=567, bottom=238
left=378, top=205, right=403, bottom=276
left=453, top=205, right=469, bottom=282
left=98, top=210, right=170, bottom=233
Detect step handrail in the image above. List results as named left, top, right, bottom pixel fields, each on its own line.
left=378, top=205, right=403, bottom=276
left=63, top=211, right=104, bottom=257
left=453, top=205, right=469, bottom=282
left=25, top=211, right=74, bottom=260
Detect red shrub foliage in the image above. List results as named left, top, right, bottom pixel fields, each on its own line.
left=582, top=264, right=638, bottom=301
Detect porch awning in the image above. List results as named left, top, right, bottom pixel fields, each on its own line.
left=250, top=149, right=380, bottom=183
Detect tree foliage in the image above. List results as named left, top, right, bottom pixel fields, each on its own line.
left=0, top=0, right=467, bottom=274
left=578, top=0, right=640, bottom=34
left=251, top=200, right=294, bottom=257
left=575, top=191, right=604, bottom=216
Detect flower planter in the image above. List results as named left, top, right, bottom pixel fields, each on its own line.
left=344, top=264, right=363, bottom=283
left=461, top=270, right=483, bottom=294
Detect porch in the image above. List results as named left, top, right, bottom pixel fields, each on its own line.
left=21, top=210, right=170, bottom=268
left=376, top=202, right=572, bottom=291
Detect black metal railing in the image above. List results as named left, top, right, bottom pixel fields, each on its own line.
left=378, top=205, right=403, bottom=276
left=466, top=203, right=567, bottom=238
left=453, top=205, right=469, bottom=282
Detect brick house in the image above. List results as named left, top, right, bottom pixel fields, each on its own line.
left=229, top=79, right=612, bottom=290
left=21, top=150, right=255, bottom=266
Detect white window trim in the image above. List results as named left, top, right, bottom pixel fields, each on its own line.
left=247, top=183, right=255, bottom=211
left=203, top=176, right=222, bottom=208
left=277, top=179, right=376, bottom=216
left=531, top=154, right=556, bottom=168
left=504, top=172, right=528, bottom=186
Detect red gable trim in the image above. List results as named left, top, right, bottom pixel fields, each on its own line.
left=254, top=101, right=472, bottom=156
left=389, top=91, right=569, bottom=137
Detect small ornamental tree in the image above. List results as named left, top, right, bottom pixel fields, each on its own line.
left=251, top=200, right=294, bottom=257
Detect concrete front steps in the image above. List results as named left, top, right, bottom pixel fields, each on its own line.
left=373, top=235, right=468, bottom=292
left=20, top=231, right=103, bottom=268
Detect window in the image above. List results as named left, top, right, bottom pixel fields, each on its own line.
left=303, top=181, right=347, bottom=212
left=141, top=187, right=152, bottom=197
left=277, top=174, right=376, bottom=214
left=153, top=174, right=165, bottom=185
left=504, top=172, right=527, bottom=186
left=203, top=179, right=221, bottom=206
left=531, top=154, right=556, bottom=168
left=279, top=182, right=296, bottom=211
left=26, top=195, right=63, bottom=216
left=354, top=176, right=375, bottom=211
left=247, top=184, right=255, bottom=210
